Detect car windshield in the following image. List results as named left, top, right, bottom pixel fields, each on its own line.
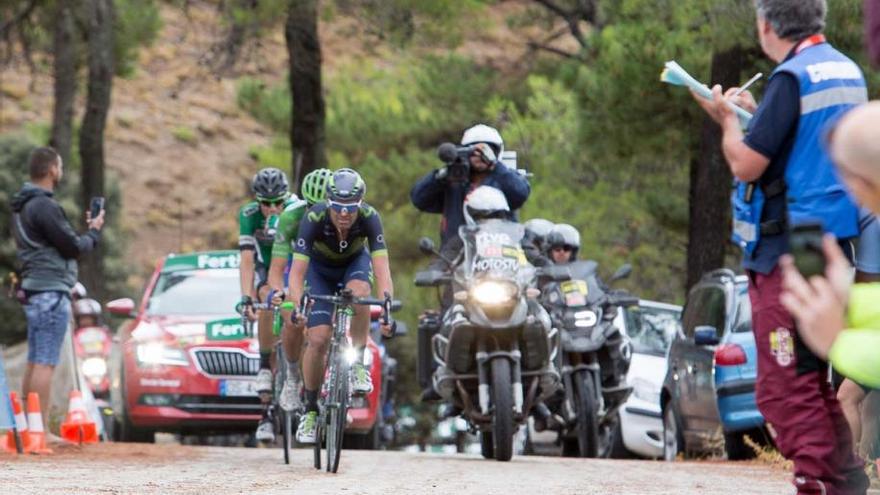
left=625, top=305, right=682, bottom=356
left=146, top=268, right=239, bottom=316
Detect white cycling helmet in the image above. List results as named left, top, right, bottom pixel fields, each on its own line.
left=464, top=186, right=510, bottom=226
left=461, top=124, right=504, bottom=157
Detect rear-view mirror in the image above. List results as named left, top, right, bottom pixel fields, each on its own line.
left=106, top=298, right=136, bottom=318
left=418, top=237, right=436, bottom=256
left=610, top=263, right=633, bottom=282
left=694, top=325, right=720, bottom=346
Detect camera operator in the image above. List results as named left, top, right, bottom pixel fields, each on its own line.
left=410, top=124, right=531, bottom=250
left=411, top=125, right=530, bottom=403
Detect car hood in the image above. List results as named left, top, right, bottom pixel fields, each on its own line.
left=626, top=352, right=667, bottom=387
left=132, top=314, right=243, bottom=344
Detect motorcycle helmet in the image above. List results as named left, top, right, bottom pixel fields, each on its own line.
left=74, top=298, right=102, bottom=327
left=461, top=124, right=504, bottom=158
left=326, top=168, right=366, bottom=203
left=524, top=218, right=554, bottom=250
left=546, top=223, right=581, bottom=260
left=301, top=168, right=332, bottom=205
left=251, top=167, right=290, bottom=201
left=463, top=186, right=510, bottom=225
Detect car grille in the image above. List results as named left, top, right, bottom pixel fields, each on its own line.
left=193, top=349, right=259, bottom=377
left=175, top=395, right=262, bottom=415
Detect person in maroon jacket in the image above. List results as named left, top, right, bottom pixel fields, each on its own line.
left=867, top=0, right=880, bottom=66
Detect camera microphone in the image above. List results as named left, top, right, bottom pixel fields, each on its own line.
left=437, top=142, right=458, bottom=163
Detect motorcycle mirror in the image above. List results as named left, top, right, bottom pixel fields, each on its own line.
left=418, top=237, right=436, bottom=256
left=610, top=263, right=633, bottom=282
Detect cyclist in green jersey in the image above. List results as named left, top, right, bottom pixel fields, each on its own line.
left=263, top=169, right=332, bottom=427
left=238, top=167, right=297, bottom=442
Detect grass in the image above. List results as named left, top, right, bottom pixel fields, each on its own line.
left=171, top=125, right=198, bottom=145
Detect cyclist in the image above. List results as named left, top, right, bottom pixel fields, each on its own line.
left=265, top=168, right=333, bottom=425
left=238, top=167, right=297, bottom=442
left=288, top=168, right=395, bottom=444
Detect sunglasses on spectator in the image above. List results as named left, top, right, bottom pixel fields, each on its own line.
left=328, top=200, right=361, bottom=214
left=259, top=198, right=286, bottom=207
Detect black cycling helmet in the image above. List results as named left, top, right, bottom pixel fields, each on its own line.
left=326, top=168, right=366, bottom=203
left=252, top=167, right=290, bottom=201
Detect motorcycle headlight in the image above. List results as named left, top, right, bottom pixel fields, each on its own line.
left=136, top=342, right=188, bottom=367
left=471, top=280, right=517, bottom=306
left=81, top=357, right=107, bottom=378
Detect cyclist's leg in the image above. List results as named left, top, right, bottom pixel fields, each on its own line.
left=253, top=264, right=276, bottom=441
left=344, top=251, right=374, bottom=393
left=279, top=259, right=306, bottom=412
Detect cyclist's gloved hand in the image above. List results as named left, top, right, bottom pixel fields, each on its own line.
left=380, top=319, right=396, bottom=338
left=268, top=289, right=285, bottom=307
left=241, top=295, right=256, bottom=321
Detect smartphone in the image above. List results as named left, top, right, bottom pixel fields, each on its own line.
left=789, top=222, right=825, bottom=278
left=89, top=196, right=105, bottom=220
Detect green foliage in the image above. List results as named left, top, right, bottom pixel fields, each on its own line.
left=114, top=0, right=162, bottom=77
left=236, top=78, right=292, bottom=134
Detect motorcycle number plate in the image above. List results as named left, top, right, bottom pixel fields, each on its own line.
left=220, top=379, right=258, bottom=397
left=561, top=280, right=588, bottom=306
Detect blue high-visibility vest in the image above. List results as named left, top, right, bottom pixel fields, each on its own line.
left=732, top=39, right=866, bottom=256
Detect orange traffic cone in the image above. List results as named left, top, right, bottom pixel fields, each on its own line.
left=60, top=390, right=97, bottom=445
left=25, top=392, right=52, bottom=454
left=1, top=392, right=30, bottom=454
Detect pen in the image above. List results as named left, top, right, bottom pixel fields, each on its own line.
left=732, top=72, right=762, bottom=98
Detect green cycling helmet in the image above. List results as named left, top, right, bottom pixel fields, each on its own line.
left=301, top=168, right=332, bottom=205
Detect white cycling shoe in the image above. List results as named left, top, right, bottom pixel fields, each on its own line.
left=255, top=418, right=275, bottom=443
left=351, top=362, right=373, bottom=395
left=255, top=368, right=273, bottom=396
left=279, top=373, right=303, bottom=412
left=296, top=411, right=318, bottom=444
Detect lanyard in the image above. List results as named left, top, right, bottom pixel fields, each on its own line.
left=795, top=34, right=826, bottom=55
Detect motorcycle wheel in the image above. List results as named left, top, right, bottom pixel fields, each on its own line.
left=574, top=370, right=599, bottom=458
left=480, top=431, right=494, bottom=459
left=491, top=358, right=514, bottom=462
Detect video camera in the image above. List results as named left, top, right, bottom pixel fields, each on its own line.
left=436, top=142, right=475, bottom=183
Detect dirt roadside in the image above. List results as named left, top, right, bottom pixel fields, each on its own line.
left=0, top=442, right=793, bottom=495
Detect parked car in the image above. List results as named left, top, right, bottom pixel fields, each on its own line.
left=614, top=300, right=682, bottom=459
left=106, top=249, right=384, bottom=445
left=661, top=269, right=765, bottom=460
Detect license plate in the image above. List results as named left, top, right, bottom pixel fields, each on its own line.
left=220, top=379, right=258, bottom=397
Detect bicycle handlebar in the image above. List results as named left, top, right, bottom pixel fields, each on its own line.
left=301, top=290, right=402, bottom=336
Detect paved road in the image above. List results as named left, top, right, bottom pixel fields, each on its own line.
left=0, top=442, right=793, bottom=494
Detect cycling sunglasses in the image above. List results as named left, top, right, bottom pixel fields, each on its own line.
left=328, top=200, right=361, bottom=214
left=258, top=198, right=286, bottom=207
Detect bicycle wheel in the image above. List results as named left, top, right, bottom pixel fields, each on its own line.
left=313, top=418, right=322, bottom=470
left=326, top=356, right=350, bottom=473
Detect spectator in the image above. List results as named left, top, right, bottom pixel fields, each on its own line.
left=781, top=101, right=880, bottom=389
left=692, top=0, right=868, bottom=492
left=866, top=0, right=880, bottom=66
left=10, top=147, right=104, bottom=421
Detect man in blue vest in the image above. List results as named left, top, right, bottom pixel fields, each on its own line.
left=692, top=1, right=868, bottom=493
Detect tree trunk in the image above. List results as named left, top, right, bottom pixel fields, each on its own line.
left=285, top=0, right=326, bottom=189
left=686, top=46, right=744, bottom=291
left=78, top=0, right=114, bottom=297
left=50, top=0, right=77, bottom=167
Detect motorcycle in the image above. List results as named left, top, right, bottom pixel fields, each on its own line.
left=72, top=298, right=113, bottom=400
left=415, top=220, right=567, bottom=462
left=369, top=304, right=407, bottom=448
left=539, top=260, right=637, bottom=457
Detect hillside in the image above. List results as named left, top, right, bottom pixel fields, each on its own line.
left=0, top=0, right=575, bottom=291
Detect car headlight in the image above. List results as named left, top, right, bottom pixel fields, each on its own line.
left=471, top=280, right=517, bottom=306
left=81, top=357, right=108, bottom=378
left=136, top=342, right=188, bottom=367
left=631, top=377, right=661, bottom=405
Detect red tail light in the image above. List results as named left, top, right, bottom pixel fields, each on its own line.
left=715, top=343, right=747, bottom=366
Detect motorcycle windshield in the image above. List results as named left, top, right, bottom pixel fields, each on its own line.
left=546, top=260, right=605, bottom=307
left=459, top=220, right=534, bottom=286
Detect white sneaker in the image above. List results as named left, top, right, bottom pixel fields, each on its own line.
left=256, top=418, right=275, bottom=443
left=296, top=411, right=318, bottom=444
left=255, top=368, right=272, bottom=395
left=351, top=362, right=373, bottom=395
left=279, top=372, right=302, bottom=412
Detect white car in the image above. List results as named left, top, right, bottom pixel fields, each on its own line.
left=615, top=300, right=682, bottom=459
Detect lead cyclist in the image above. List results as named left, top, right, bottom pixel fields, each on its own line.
left=287, top=168, right=395, bottom=444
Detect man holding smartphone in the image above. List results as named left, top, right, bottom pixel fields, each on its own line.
left=692, top=1, right=868, bottom=493
left=10, top=147, right=105, bottom=422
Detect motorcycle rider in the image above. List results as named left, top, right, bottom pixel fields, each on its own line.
left=545, top=224, right=581, bottom=265
left=524, top=218, right=555, bottom=267
left=411, top=125, right=530, bottom=401
left=73, top=298, right=102, bottom=329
